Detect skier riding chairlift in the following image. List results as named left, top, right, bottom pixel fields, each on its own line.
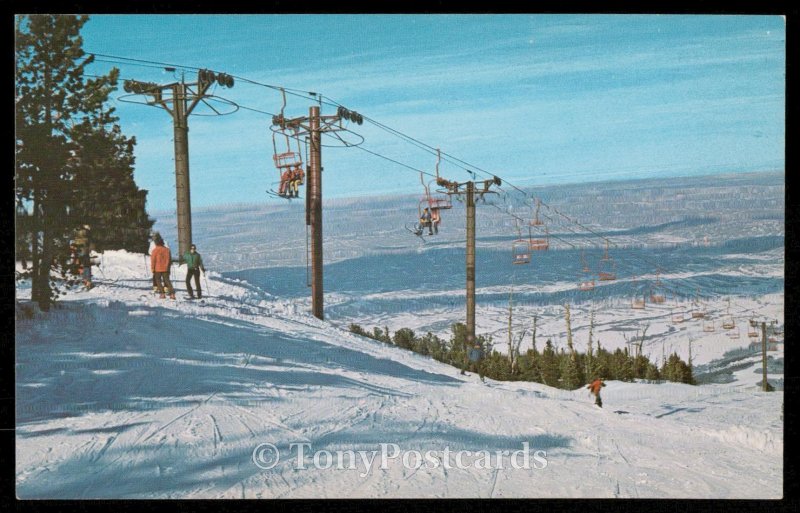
left=270, top=88, right=304, bottom=199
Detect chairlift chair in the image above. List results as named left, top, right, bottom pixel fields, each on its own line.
left=273, top=146, right=302, bottom=170
left=269, top=89, right=304, bottom=198
left=691, top=291, right=706, bottom=319
left=722, top=317, right=736, bottom=330
left=691, top=308, right=706, bottom=319
left=728, top=328, right=740, bottom=340
left=529, top=227, right=550, bottom=251
left=511, top=220, right=531, bottom=264
left=415, top=199, right=435, bottom=236
left=428, top=194, right=452, bottom=211
left=512, top=240, right=531, bottom=265
left=748, top=325, right=758, bottom=338
left=671, top=309, right=684, bottom=324
left=649, top=271, right=665, bottom=303
left=768, top=322, right=783, bottom=343
left=721, top=298, right=735, bottom=330
left=427, top=148, right=453, bottom=211
left=630, top=275, right=645, bottom=309
left=528, top=199, right=549, bottom=251
left=578, top=250, right=595, bottom=291
left=598, top=240, right=616, bottom=281
left=703, top=319, right=715, bottom=332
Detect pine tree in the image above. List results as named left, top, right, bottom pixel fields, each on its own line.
left=559, top=352, right=583, bottom=390
left=613, top=347, right=635, bottom=382
left=449, top=323, right=469, bottom=371
left=15, top=15, right=154, bottom=309
left=393, top=328, right=416, bottom=350
left=539, top=339, right=559, bottom=387
left=644, top=362, right=660, bottom=381
left=69, top=123, right=154, bottom=253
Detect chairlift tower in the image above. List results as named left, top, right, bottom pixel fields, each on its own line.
left=271, top=103, right=364, bottom=320
left=121, top=69, right=235, bottom=260
left=439, top=175, right=502, bottom=347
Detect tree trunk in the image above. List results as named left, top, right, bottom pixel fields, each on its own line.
left=32, top=196, right=53, bottom=311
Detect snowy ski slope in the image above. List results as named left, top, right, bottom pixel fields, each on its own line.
left=16, top=250, right=782, bottom=498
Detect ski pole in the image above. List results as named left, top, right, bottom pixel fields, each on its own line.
left=96, top=258, right=106, bottom=280
left=203, top=272, right=210, bottom=296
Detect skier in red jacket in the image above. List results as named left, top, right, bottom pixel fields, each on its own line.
left=151, top=235, right=175, bottom=299
left=278, top=168, right=292, bottom=196
left=587, top=378, right=606, bottom=408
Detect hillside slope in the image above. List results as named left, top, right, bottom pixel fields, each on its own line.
left=16, top=251, right=783, bottom=498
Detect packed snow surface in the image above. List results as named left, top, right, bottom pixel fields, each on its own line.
left=16, top=250, right=782, bottom=498
left=17, top=173, right=784, bottom=498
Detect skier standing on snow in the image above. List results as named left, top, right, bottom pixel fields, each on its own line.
left=461, top=341, right=485, bottom=382
left=148, top=232, right=162, bottom=293
left=587, top=378, right=606, bottom=408
left=151, top=234, right=175, bottom=299
left=183, top=243, right=206, bottom=300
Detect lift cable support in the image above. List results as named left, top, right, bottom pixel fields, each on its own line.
left=120, top=68, right=235, bottom=259
left=268, top=102, right=363, bottom=320
left=439, top=175, right=502, bottom=349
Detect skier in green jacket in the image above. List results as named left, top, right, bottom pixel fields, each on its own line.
left=183, top=243, right=206, bottom=299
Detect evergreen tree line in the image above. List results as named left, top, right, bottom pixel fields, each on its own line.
left=349, top=323, right=695, bottom=388
left=16, top=15, right=155, bottom=310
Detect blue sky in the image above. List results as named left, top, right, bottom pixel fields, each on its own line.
left=79, top=14, right=785, bottom=212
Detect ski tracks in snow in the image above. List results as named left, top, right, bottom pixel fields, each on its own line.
left=16, top=263, right=784, bottom=498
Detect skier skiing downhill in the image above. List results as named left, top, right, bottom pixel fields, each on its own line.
left=587, top=378, right=606, bottom=408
